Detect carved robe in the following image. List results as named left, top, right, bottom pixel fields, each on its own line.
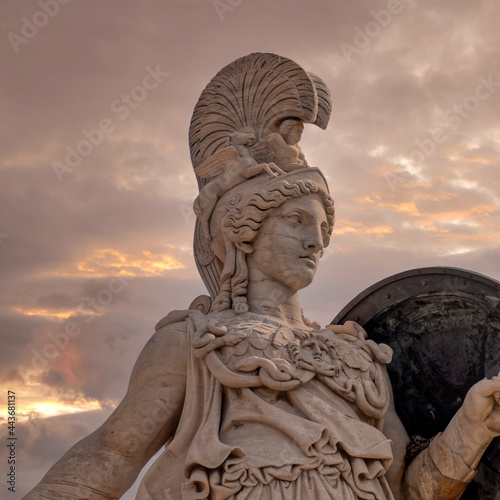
left=138, top=311, right=397, bottom=499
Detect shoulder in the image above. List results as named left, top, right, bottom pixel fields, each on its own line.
left=129, top=311, right=191, bottom=391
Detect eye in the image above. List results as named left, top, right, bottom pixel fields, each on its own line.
left=286, top=213, right=302, bottom=225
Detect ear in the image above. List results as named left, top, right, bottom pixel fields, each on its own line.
left=234, top=241, right=254, bottom=254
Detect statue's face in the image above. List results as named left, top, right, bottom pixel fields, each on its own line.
left=280, top=119, right=304, bottom=144
left=246, top=194, right=329, bottom=291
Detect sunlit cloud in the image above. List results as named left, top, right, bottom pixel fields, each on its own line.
left=22, top=399, right=103, bottom=420
left=450, top=179, right=478, bottom=190
left=441, top=247, right=474, bottom=257
left=440, top=218, right=478, bottom=228
left=14, top=307, right=76, bottom=321
left=0, top=381, right=112, bottom=422
left=76, top=248, right=186, bottom=276
left=368, top=145, right=388, bottom=158
left=38, top=247, right=188, bottom=278
left=462, top=156, right=492, bottom=164
left=334, top=220, right=394, bottom=237
left=391, top=201, right=421, bottom=216
left=463, top=138, right=481, bottom=150
left=393, top=157, right=426, bottom=180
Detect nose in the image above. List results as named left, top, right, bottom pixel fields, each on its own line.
left=303, top=227, right=324, bottom=253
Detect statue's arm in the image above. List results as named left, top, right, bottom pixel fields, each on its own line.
left=385, top=371, right=500, bottom=499
left=23, top=321, right=188, bottom=500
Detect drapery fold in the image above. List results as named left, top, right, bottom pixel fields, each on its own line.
left=138, top=314, right=395, bottom=500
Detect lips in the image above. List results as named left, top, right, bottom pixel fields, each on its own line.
left=299, top=255, right=317, bottom=268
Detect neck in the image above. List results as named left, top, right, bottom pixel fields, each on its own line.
left=245, top=270, right=304, bottom=325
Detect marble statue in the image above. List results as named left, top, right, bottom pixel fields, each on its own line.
left=24, top=53, right=500, bottom=500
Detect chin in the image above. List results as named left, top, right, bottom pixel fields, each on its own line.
left=286, top=271, right=316, bottom=290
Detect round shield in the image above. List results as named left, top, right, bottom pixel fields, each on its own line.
left=331, top=267, right=500, bottom=499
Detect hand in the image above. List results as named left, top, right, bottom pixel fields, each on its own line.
left=462, top=372, right=500, bottom=437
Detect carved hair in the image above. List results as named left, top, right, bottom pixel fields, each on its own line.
left=212, top=178, right=334, bottom=314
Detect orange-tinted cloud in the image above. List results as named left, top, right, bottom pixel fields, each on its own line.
left=14, top=307, right=78, bottom=321
left=76, top=248, right=186, bottom=276
left=334, top=221, right=394, bottom=236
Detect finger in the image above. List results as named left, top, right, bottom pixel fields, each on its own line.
left=325, top=324, right=344, bottom=334
left=473, top=377, right=500, bottom=397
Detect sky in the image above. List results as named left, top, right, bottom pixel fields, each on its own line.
left=1, top=0, right=499, bottom=497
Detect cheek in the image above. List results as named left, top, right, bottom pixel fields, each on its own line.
left=251, top=243, right=293, bottom=277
